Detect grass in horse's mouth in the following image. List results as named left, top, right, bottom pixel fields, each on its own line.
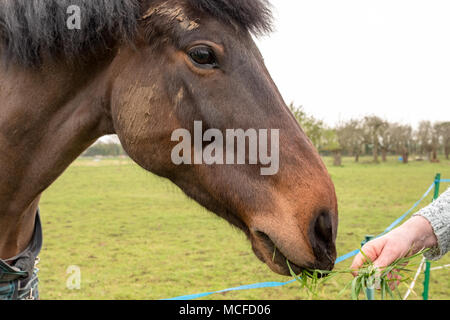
left=255, top=231, right=304, bottom=273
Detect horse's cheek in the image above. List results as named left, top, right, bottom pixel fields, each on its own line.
left=111, top=84, right=179, bottom=173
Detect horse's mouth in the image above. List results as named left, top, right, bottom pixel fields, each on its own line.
left=252, top=231, right=308, bottom=276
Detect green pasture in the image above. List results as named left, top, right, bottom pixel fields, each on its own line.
left=38, top=156, right=450, bottom=300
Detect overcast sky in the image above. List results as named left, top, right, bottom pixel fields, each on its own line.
left=254, top=0, right=450, bottom=128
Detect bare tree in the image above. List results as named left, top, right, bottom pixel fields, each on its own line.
left=379, top=122, right=394, bottom=162
left=416, top=121, right=433, bottom=161
left=320, top=128, right=342, bottom=166
left=336, top=119, right=365, bottom=162
left=363, top=116, right=386, bottom=163
left=390, top=123, right=413, bottom=164
left=437, top=122, right=450, bottom=159
left=431, top=123, right=442, bottom=162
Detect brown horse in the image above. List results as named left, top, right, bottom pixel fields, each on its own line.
left=0, top=0, right=338, bottom=296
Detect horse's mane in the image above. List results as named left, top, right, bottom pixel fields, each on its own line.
left=0, top=0, right=273, bottom=66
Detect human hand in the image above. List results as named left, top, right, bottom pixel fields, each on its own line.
left=350, top=216, right=437, bottom=288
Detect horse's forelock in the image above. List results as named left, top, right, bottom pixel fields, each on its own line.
left=186, top=0, right=273, bottom=36
left=0, top=0, right=273, bottom=67
left=0, top=0, right=140, bottom=66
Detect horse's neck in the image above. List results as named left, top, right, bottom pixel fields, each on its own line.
left=0, top=59, right=115, bottom=260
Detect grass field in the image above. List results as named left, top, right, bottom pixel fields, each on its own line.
left=38, top=156, right=450, bottom=300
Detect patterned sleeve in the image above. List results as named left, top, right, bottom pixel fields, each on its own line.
left=413, top=187, right=450, bottom=261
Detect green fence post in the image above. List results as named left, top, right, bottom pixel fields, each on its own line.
left=361, top=235, right=375, bottom=300
left=361, top=235, right=375, bottom=248
left=422, top=260, right=431, bottom=300
left=433, top=173, right=441, bottom=200
left=422, top=173, right=441, bottom=300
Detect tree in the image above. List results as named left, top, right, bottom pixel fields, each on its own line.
left=336, top=119, right=365, bottom=162
left=416, top=121, right=440, bottom=162
left=363, top=116, right=386, bottom=163
left=416, top=121, right=432, bottom=158
left=289, top=103, right=324, bottom=149
left=320, top=128, right=342, bottom=166
left=390, top=123, right=413, bottom=164
left=431, top=123, right=441, bottom=163
left=437, top=122, right=450, bottom=159
left=379, top=122, right=394, bottom=162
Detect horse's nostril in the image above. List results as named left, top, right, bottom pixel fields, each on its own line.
left=310, top=210, right=336, bottom=270
left=314, top=210, right=333, bottom=244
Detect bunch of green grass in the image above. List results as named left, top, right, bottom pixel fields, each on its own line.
left=287, top=249, right=429, bottom=300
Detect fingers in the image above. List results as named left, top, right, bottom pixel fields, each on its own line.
left=350, top=240, right=404, bottom=291
left=373, top=253, right=397, bottom=270
left=387, top=272, right=402, bottom=291
left=351, top=235, right=408, bottom=273
left=350, top=252, right=366, bottom=276
left=350, top=239, right=385, bottom=275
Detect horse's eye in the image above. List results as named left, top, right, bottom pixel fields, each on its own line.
left=188, top=46, right=218, bottom=68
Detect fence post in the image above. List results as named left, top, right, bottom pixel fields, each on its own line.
left=433, top=173, right=441, bottom=201
left=361, top=235, right=375, bottom=300
left=361, top=235, right=375, bottom=248
left=422, top=173, right=441, bottom=300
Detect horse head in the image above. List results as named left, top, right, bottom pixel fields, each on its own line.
left=110, top=0, right=338, bottom=274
